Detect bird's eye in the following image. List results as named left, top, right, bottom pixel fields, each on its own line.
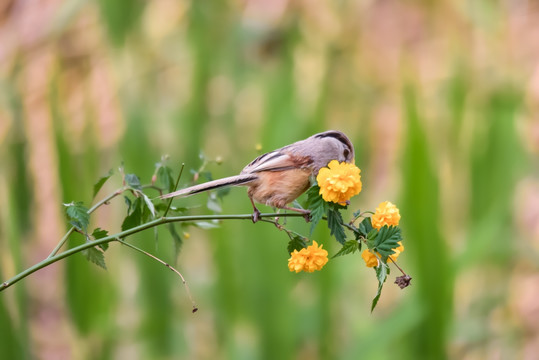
left=343, top=148, right=350, bottom=159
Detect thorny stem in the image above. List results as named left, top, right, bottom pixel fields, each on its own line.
left=119, top=239, right=198, bottom=313
left=1, top=212, right=306, bottom=292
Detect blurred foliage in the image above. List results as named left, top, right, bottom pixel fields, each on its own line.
left=1, top=0, right=539, bottom=359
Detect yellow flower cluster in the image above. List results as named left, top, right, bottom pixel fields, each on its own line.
left=371, top=201, right=401, bottom=229
left=316, top=160, right=362, bottom=204
left=361, top=242, right=405, bottom=268
left=288, top=241, right=329, bottom=273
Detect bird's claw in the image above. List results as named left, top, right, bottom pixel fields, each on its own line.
left=251, top=208, right=261, bottom=223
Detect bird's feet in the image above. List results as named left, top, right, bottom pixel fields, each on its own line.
left=251, top=208, right=261, bottom=223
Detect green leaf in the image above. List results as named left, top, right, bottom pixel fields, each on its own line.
left=287, top=235, right=307, bottom=254
left=332, top=239, right=359, bottom=258
left=156, top=166, right=175, bottom=193
left=327, top=208, right=347, bottom=244
left=121, top=197, right=142, bottom=231
left=366, top=229, right=378, bottom=249
left=141, top=193, right=156, bottom=218
left=371, top=262, right=390, bottom=312
left=124, top=196, right=132, bottom=214
left=92, top=169, right=113, bottom=198
left=82, top=246, right=107, bottom=270
left=125, top=173, right=142, bottom=190
left=370, top=226, right=402, bottom=261
left=358, top=217, right=373, bottom=238
left=64, top=202, right=90, bottom=233
left=306, top=186, right=327, bottom=235
left=154, top=203, right=187, bottom=214
left=92, top=228, right=109, bottom=251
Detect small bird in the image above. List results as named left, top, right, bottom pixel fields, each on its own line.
left=160, top=130, right=355, bottom=222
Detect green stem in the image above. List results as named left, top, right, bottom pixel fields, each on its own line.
left=1, top=212, right=305, bottom=292
left=163, top=163, right=184, bottom=217
left=47, top=188, right=127, bottom=258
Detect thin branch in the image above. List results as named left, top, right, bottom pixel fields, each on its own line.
left=119, top=239, right=198, bottom=313
left=1, top=212, right=306, bottom=291
left=259, top=218, right=307, bottom=241
left=47, top=187, right=127, bottom=258
left=163, top=163, right=184, bottom=217
left=349, top=211, right=374, bottom=225
left=388, top=257, right=407, bottom=276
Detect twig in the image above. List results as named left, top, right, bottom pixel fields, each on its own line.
left=349, top=211, right=374, bottom=225
left=388, top=257, right=407, bottom=276
left=259, top=218, right=306, bottom=241
left=119, top=239, right=198, bottom=313
left=47, top=187, right=127, bottom=258
left=1, top=212, right=306, bottom=291
left=163, top=163, right=184, bottom=218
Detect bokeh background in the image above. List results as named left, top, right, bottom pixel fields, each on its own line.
left=1, top=0, right=539, bottom=359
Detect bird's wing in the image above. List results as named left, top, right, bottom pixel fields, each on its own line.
left=241, top=150, right=313, bottom=174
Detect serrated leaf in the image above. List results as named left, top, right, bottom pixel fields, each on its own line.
left=327, top=208, right=347, bottom=244
left=156, top=166, right=175, bottom=193
left=358, top=217, right=373, bottom=238
left=366, top=228, right=378, bottom=248
left=287, top=235, right=307, bottom=254
left=332, top=239, right=359, bottom=258
left=306, top=186, right=327, bottom=235
left=125, top=173, right=142, bottom=190
left=92, top=228, right=109, bottom=251
left=93, top=169, right=113, bottom=198
left=371, top=262, right=389, bottom=312
left=121, top=197, right=142, bottom=231
left=82, top=246, right=107, bottom=270
left=371, top=226, right=402, bottom=261
left=64, top=202, right=90, bottom=233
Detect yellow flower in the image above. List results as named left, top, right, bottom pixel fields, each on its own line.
left=288, top=241, right=329, bottom=273
left=361, top=249, right=379, bottom=267
left=361, top=241, right=404, bottom=267
left=316, top=160, right=362, bottom=204
left=371, top=201, right=401, bottom=229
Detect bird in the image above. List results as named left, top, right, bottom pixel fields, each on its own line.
left=160, top=130, right=355, bottom=222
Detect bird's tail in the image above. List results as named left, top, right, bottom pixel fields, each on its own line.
left=159, top=174, right=258, bottom=199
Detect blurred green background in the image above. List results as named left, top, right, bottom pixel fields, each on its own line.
left=1, top=0, right=539, bottom=359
